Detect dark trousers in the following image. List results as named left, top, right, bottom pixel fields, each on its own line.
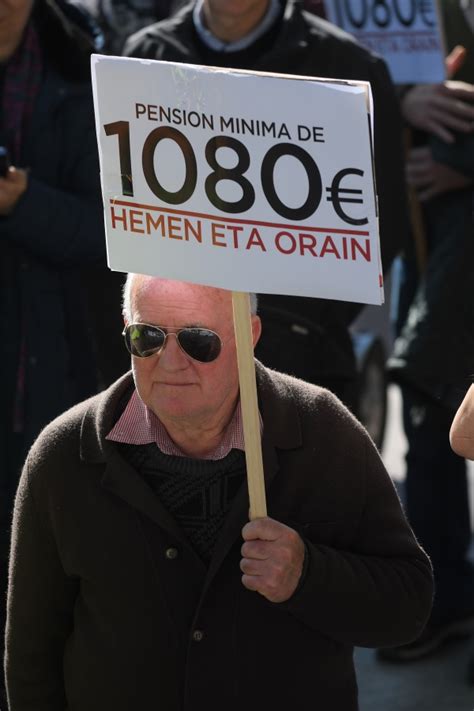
left=402, top=385, right=474, bottom=624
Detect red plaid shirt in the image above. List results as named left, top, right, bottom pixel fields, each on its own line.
left=107, top=390, right=260, bottom=460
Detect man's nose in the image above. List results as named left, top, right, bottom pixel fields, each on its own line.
left=158, top=333, right=189, bottom=368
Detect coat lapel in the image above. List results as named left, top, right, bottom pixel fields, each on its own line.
left=81, top=373, right=203, bottom=563
left=100, top=447, right=197, bottom=553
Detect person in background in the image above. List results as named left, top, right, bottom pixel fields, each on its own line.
left=0, top=0, right=106, bottom=704
left=5, top=275, right=433, bottom=711
left=123, top=0, right=409, bottom=415
left=384, top=0, right=474, bottom=661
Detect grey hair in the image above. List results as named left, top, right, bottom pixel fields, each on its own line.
left=122, top=272, right=135, bottom=322
left=122, top=273, right=258, bottom=322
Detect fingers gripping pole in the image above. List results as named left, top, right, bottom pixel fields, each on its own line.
left=232, top=291, right=267, bottom=520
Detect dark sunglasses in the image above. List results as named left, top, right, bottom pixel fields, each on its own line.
left=123, top=323, right=222, bottom=363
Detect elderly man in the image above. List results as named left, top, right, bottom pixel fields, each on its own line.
left=5, top=276, right=432, bottom=711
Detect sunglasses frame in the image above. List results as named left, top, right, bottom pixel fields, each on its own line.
left=122, top=322, right=223, bottom=363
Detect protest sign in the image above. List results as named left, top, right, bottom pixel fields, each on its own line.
left=92, top=55, right=382, bottom=517
left=324, top=0, right=446, bottom=84
left=92, top=56, right=382, bottom=308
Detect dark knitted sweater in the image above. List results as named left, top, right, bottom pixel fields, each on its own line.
left=119, top=443, right=246, bottom=562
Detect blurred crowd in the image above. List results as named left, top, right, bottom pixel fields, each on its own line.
left=0, top=0, right=473, bottom=707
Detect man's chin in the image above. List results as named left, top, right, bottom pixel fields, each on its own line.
left=152, top=393, right=201, bottom=421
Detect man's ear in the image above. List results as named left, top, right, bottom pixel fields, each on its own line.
left=251, top=315, right=262, bottom=349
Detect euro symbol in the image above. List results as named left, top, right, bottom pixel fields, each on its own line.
left=326, top=168, right=368, bottom=226
left=417, top=0, right=435, bottom=27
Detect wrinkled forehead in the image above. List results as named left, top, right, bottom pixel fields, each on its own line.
left=132, top=276, right=233, bottom=324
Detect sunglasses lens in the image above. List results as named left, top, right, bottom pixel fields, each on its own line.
left=178, top=328, right=222, bottom=363
left=125, top=324, right=165, bottom=357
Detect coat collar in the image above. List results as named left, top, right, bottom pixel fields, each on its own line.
left=80, top=362, right=302, bottom=465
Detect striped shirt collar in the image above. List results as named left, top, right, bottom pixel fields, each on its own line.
left=106, top=389, right=256, bottom=460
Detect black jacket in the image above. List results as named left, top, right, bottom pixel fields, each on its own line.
left=6, top=366, right=433, bottom=711
left=124, top=0, right=409, bottom=387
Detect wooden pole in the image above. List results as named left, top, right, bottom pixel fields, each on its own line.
left=232, top=291, right=267, bottom=520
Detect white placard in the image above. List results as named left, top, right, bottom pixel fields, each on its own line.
left=324, top=0, right=446, bottom=84
left=92, top=55, right=383, bottom=305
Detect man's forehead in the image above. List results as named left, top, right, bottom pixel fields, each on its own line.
left=133, top=276, right=231, bottom=310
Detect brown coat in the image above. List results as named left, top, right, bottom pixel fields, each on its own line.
left=5, top=364, right=432, bottom=711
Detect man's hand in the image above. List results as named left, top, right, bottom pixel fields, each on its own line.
left=401, top=82, right=474, bottom=143
left=401, top=45, right=474, bottom=144
left=240, top=517, right=305, bottom=603
left=0, top=166, right=28, bottom=215
left=402, top=81, right=474, bottom=143
left=406, top=146, right=472, bottom=201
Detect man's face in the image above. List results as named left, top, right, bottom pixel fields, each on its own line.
left=129, top=277, right=261, bottom=426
